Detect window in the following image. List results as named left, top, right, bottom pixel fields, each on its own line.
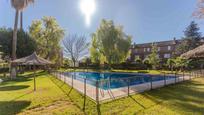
left=168, top=46, right=171, bottom=50
left=147, top=48, right=150, bottom=52
left=158, top=47, right=161, bottom=51
left=164, top=53, right=171, bottom=58
left=144, top=48, right=146, bottom=52
left=135, top=49, right=138, bottom=53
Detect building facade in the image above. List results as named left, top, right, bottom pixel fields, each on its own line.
left=130, top=38, right=182, bottom=61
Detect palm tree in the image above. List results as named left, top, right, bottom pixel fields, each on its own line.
left=10, top=0, right=34, bottom=78
left=20, top=0, right=34, bottom=31
left=11, top=0, right=34, bottom=59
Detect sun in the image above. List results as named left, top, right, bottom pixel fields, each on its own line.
left=80, top=0, right=96, bottom=27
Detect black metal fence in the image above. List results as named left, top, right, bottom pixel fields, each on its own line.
left=50, top=70, right=204, bottom=114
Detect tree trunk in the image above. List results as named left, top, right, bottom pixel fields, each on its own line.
left=12, top=10, right=19, bottom=60
left=20, top=11, right=23, bottom=31
left=73, top=61, right=76, bottom=68
left=11, top=10, right=19, bottom=78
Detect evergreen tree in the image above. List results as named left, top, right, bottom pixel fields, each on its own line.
left=184, top=21, right=202, bottom=49
left=176, top=21, right=202, bottom=54
left=0, top=28, right=36, bottom=58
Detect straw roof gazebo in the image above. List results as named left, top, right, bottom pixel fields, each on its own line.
left=181, top=44, right=204, bottom=59
left=12, top=52, right=52, bottom=91
left=12, top=52, right=52, bottom=65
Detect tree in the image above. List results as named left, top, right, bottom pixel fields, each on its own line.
left=135, top=56, right=142, bottom=64
left=0, top=28, right=36, bottom=59
left=10, top=0, right=34, bottom=78
left=90, top=19, right=132, bottom=66
left=29, top=16, right=65, bottom=63
left=62, top=34, right=89, bottom=67
left=90, top=34, right=101, bottom=63
left=148, top=43, right=160, bottom=69
left=63, top=58, right=71, bottom=68
left=143, top=58, right=151, bottom=69
left=20, top=0, right=34, bottom=31
left=176, top=39, right=189, bottom=55
left=0, top=45, right=3, bottom=62
left=184, top=21, right=202, bottom=48
left=176, top=21, right=202, bottom=55
left=173, top=57, right=189, bottom=71
left=10, top=0, right=34, bottom=60
left=167, top=58, right=176, bottom=72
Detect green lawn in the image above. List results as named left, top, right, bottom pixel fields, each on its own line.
left=0, top=71, right=204, bottom=115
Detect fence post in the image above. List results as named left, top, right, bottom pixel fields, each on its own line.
left=164, top=73, right=166, bottom=86
left=96, top=80, right=101, bottom=115
left=57, top=72, right=63, bottom=81
left=195, top=72, right=197, bottom=78
left=72, top=75, right=74, bottom=88
left=192, top=71, right=194, bottom=79
left=183, top=71, right=184, bottom=81
left=128, top=79, right=130, bottom=96
left=63, top=72, right=66, bottom=83
left=83, top=77, right=86, bottom=111
left=150, top=75, right=153, bottom=90
left=190, top=71, right=192, bottom=80
left=174, top=72, right=177, bottom=83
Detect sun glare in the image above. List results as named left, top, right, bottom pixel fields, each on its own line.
left=80, top=0, right=96, bottom=27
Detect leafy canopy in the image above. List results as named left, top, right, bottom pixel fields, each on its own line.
left=90, top=19, right=132, bottom=65
left=147, top=43, right=160, bottom=69
left=29, top=16, right=65, bottom=63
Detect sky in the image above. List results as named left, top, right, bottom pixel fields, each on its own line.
left=0, top=0, right=204, bottom=44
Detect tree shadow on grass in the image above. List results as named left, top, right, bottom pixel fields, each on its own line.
left=0, top=101, right=31, bottom=115
left=19, top=71, right=48, bottom=78
left=129, top=96, right=146, bottom=109
left=49, top=76, right=88, bottom=114
left=139, top=80, right=204, bottom=114
left=0, top=85, right=29, bottom=91
left=1, top=71, right=48, bottom=86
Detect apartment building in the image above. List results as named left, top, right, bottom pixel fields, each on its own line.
left=130, top=38, right=182, bottom=61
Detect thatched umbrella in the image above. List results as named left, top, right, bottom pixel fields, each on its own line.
left=181, top=44, right=204, bottom=71
left=181, top=44, right=204, bottom=59
left=12, top=52, right=52, bottom=91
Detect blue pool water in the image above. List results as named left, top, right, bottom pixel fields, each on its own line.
left=64, top=72, right=176, bottom=90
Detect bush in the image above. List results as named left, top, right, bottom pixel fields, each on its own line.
left=0, top=67, right=9, bottom=73
left=111, top=62, right=147, bottom=70
left=79, top=62, right=100, bottom=69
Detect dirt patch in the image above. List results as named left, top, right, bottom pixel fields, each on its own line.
left=18, top=100, right=80, bottom=115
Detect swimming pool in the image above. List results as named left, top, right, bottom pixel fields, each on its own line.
left=63, top=72, right=176, bottom=90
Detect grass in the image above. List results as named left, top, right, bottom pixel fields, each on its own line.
left=0, top=71, right=204, bottom=114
